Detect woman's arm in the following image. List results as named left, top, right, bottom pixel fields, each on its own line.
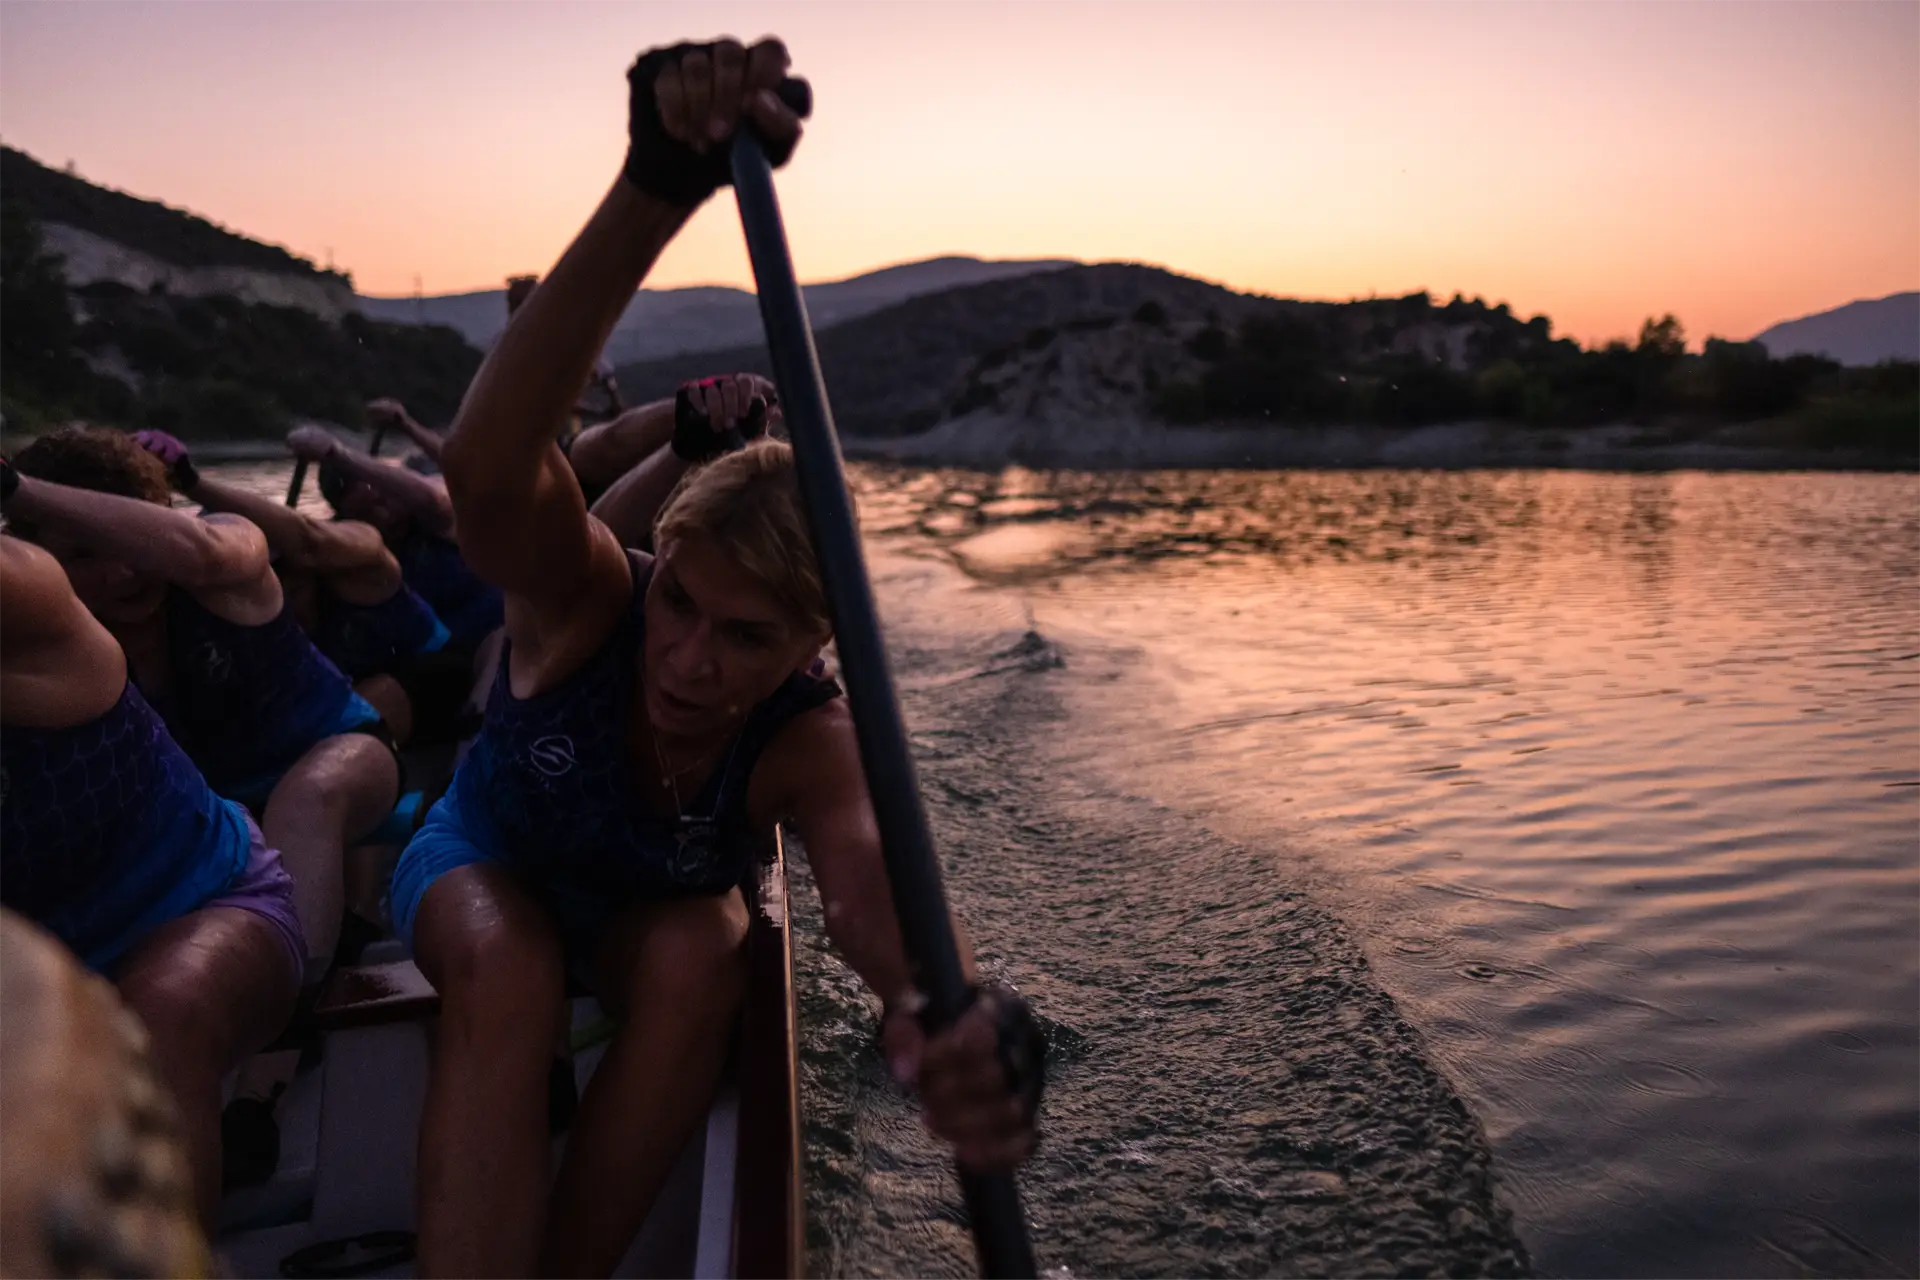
left=588, top=446, right=686, bottom=550
left=439, top=182, right=685, bottom=609
left=763, top=701, right=925, bottom=1006
left=565, top=397, right=676, bottom=494
left=0, top=534, right=128, bottom=728
left=438, top=40, right=800, bottom=630
left=763, top=704, right=1037, bottom=1171
left=589, top=376, right=778, bottom=547
left=190, top=473, right=401, bottom=595
left=7, top=474, right=271, bottom=595
left=367, top=399, right=446, bottom=464
left=289, top=427, right=456, bottom=538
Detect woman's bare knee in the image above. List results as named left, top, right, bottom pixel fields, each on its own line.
left=266, top=734, right=400, bottom=843
left=598, top=892, right=748, bottom=1020
left=414, top=869, right=564, bottom=1035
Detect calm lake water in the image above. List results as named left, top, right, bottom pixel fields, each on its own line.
left=837, top=466, right=1919, bottom=1279
left=216, top=461, right=1918, bottom=1277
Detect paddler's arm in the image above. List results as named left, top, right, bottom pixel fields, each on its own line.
left=438, top=180, right=680, bottom=621
left=588, top=443, right=687, bottom=550
left=566, top=396, right=676, bottom=495
left=0, top=532, right=128, bottom=714
left=590, top=376, right=779, bottom=548
left=132, top=431, right=402, bottom=593
left=765, top=702, right=1037, bottom=1171
left=367, top=399, right=446, bottom=464
left=0, top=532, right=92, bottom=648
left=439, top=41, right=800, bottom=618
left=762, top=699, right=940, bottom=1008
left=6, top=473, right=272, bottom=596
left=292, top=427, right=457, bottom=539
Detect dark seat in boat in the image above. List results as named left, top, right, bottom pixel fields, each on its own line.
left=309, top=960, right=441, bottom=1030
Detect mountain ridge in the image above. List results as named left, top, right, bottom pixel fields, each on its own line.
left=357, top=254, right=1077, bottom=365
left=1753, top=293, right=1919, bottom=367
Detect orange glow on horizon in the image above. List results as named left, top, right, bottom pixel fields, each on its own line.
left=1, top=0, right=1913, bottom=347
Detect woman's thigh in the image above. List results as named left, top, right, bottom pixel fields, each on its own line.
left=114, top=905, right=299, bottom=1069
left=591, top=890, right=749, bottom=1023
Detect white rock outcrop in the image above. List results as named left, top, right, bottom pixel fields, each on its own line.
left=40, top=223, right=356, bottom=322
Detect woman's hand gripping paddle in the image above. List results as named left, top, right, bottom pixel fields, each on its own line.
left=728, top=83, right=1041, bottom=1280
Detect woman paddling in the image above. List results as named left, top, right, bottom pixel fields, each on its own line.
left=7, top=429, right=402, bottom=989
left=392, top=37, right=1042, bottom=1277
left=133, top=429, right=459, bottom=745
left=294, top=425, right=506, bottom=653
left=0, top=510, right=302, bottom=1229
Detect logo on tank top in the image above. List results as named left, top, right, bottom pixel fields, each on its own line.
left=528, top=735, right=577, bottom=778
left=193, top=641, right=234, bottom=685
left=670, top=819, right=717, bottom=880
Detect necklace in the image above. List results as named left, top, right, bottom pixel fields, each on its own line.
left=648, top=730, right=711, bottom=817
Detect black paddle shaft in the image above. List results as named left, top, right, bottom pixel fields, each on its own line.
left=286, top=424, right=386, bottom=508
left=731, top=113, right=1039, bottom=1280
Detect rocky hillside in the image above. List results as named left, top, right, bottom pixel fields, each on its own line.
left=615, top=262, right=1271, bottom=438
left=1, top=147, right=480, bottom=440
left=1, top=147, right=355, bottom=319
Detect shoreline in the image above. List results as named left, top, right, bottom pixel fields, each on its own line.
left=841, top=414, right=1914, bottom=473
left=25, top=421, right=1909, bottom=474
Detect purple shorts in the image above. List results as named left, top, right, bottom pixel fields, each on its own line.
left=206, top=816, right=309, bottom=987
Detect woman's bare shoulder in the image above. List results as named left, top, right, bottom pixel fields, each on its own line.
left=749, top=692, right=859, bottom=823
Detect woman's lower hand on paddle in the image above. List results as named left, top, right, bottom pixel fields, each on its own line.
left=286, top=425, right=340, bottom=463
left=883, top=984, right=1046, bottom=1172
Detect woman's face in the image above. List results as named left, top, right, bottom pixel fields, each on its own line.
left=643, top=534, right=824, bottom=741
left=36, top=529, right=165, bottom=627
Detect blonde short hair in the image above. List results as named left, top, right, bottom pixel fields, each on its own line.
left=653, top=439, right=831, bottom=636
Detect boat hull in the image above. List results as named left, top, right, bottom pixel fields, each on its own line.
left=214, top=834, right=805, bottom=1279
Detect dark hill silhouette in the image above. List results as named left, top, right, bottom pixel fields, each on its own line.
left=359, top=255, right=1074, bottom=364
left=1754, top=293, right=1920, bottom=366
left=614, top=262, right=1269, bottom=437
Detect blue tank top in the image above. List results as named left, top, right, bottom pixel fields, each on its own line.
left=151, top=590, right=382, bottom=804
left=314, top=583, right=451, bottom=679
left=1, top=682, right=253, bottom=972
left=448, top=556, right=841, bottom=899
left=396, top=529, right=504, bottom=650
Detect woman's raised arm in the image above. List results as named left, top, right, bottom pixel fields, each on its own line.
left=438, top=39, right=802, bottom=621
left=7, top=472, right=270, bottom=596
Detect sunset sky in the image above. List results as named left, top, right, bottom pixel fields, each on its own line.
left=1, top=0, right=1913, bottom=346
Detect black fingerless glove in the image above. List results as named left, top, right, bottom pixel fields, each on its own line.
left=623, top=43, right=806, bottom=206
left=0, top=456, right=17, bottom=508
left=672, top=380, right=749, bottom=462
left=975, top=982, right=1048, bottom=1125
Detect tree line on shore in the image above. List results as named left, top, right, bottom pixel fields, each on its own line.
left=1149, top=292, right=1916, bottom=455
